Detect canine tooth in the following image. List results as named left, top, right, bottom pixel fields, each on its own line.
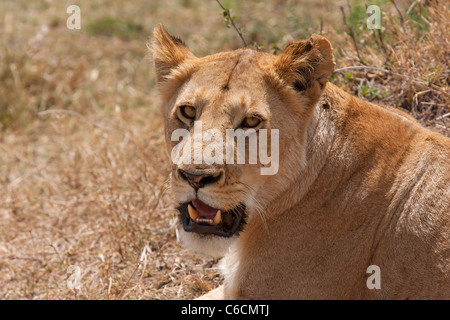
left=213, top=210, right=221, bottom=224
left=188, top=204, right=199, bottom=221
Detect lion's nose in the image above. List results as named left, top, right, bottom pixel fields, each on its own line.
left=178, top=169, right=223, bottom=190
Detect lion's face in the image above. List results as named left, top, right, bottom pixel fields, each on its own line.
left=152, top=25, right=334, bottom=255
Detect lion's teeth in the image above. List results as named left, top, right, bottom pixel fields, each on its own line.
left=189, top=205, right=221, bottom=225
left=213, top=210, right=221, bottom=225
left=196, top=218, right=213, bottom=223
left=188, top=204, right=199, bottom=221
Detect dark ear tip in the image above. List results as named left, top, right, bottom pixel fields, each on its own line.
left=305, top=40, right=313, bottom=52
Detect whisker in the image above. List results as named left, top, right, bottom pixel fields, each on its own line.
left=236, top=182, right=269, bottom=232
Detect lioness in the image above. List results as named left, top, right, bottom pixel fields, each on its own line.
left=151, top=24, right=449, bottom=299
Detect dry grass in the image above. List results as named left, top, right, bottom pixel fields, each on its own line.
left=330, top=0, right=449, bottom=135
left=0, top=0, right=448, bottom=300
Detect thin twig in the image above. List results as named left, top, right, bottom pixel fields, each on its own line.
left=49, top=244, right=65, bottom=264
left=335, top=66, right=393, bottom=73
left=333, top=66, right=447, bottom=93
left=215, top=0, right=247, bottom=47
left=391, top=0, right=405, bottom=27
left=119, top=261, right=141, bottom=298
left=7, top=255, right=43, bottom=264
left=420, top=15, right=432, bottom=26
left=436, top=112, right=450, bottom=121
left=340, top=6, right=363, bottom=62
left=107, top=277, right=112, bottom=300
left=118, top=244, right=151, bottom=299
left=406, top=1, right=417, bottom=15
left=7, top=163, right=47, bottom=190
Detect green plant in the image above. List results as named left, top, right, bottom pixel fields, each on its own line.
left=86, top=17, right=144, bottom=39
left=215, top=0, right=247, bottom=47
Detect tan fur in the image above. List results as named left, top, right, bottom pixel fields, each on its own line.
left=152, top=24, right=450, bottom=299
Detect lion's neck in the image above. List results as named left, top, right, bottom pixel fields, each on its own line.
left=255, top=84, right=347, bottom=220
left=259, top=82, right=419, bottom=223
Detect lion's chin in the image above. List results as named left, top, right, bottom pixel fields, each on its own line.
left=175, top=225, right=237, bottom=258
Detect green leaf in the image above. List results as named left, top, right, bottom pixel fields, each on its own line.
left=361, top=86, right=368, bottom=95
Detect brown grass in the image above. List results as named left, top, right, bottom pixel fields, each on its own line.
left=330, top=0, right=449, bottom=135
left=0, top=0, right=448, bottom=299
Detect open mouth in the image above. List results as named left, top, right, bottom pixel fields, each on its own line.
left=178, top=199, right=246, bottom=237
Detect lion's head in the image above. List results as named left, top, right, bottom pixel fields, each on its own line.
left=151, top=24, right=334, bottom=256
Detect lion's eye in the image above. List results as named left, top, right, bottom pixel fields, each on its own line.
left=179, top=105, right=196, bottom=120
left=241, top=116, right=262, bottom=128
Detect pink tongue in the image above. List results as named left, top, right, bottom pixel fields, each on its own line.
left=191, top=199, right=219, bottom=219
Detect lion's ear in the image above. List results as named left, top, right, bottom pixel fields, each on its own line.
left=274, top=35, right=335, bottom=98
left=151, top=24, right=196, bottom=83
